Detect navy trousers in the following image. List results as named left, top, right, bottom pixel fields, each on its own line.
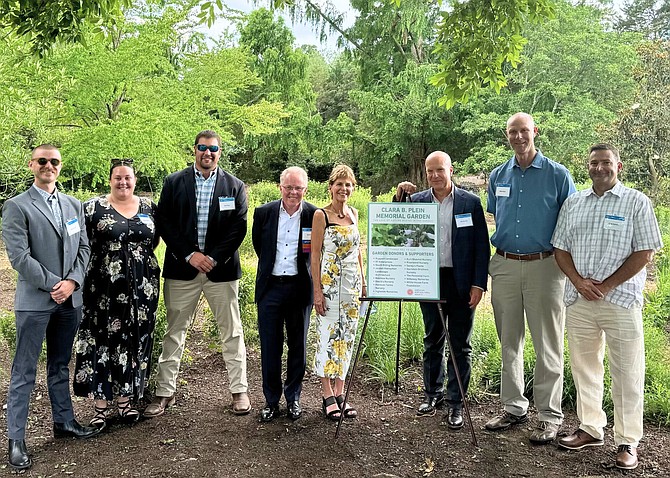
left=419, top=268, right=475, bottom=409
left=257, top=278, right=311, bottom=406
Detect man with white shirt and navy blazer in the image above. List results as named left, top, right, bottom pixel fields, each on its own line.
left=2, top=144, right=99, bottom=470
left=396, top=151, right=489, bottom=428
left=252, top=167, right=317, bottom=422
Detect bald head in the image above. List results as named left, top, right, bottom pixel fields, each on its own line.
left=425, top=151, right=453, bottom=199
left=506, top=112, right=535, bottom=130
left=506, top=112, right=538, bottom=165
left=426, top=151, right=452, bottom=168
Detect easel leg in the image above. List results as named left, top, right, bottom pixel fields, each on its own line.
left=335, top=300, right=374, bottom=439
left=395, top=300, right=402, bottom=394
left=437, top=304, right=478, bottom=447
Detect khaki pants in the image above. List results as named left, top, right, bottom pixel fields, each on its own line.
left=489, top=253, right=565, bottom=423
left=567, top=297, right=644, bottom=446
left=154, top=274, right=247, bottom=396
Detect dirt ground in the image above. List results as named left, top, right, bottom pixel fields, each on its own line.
left=0, top=247, right=669, bottom=477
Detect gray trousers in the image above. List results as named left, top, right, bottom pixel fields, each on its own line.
left=7, top=303, right=81, bottom=439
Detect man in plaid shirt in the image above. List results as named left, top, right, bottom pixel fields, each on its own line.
left=551, top=143, right=663, bottom=470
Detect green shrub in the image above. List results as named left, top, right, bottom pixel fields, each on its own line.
left=304, top=181, right=329, bottom=205
left=238, top=258, right=259, bottom=348
left=362, top=302, right=406, bottom=384
left=66, top=189, right=103, bottom=204
left=398, top=303, right=424, bottom=362
left=203, top=257, right=259, bottom=349
left=0, top=311, right=17, bottom=354
left=150, top=298, right=167, bottom=375
left=0, top=311, right=47, bottom=361
left=247, top=181, right=280, bottom=210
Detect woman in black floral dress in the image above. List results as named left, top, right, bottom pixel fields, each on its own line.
left=73, top=159, right=160, bottom=428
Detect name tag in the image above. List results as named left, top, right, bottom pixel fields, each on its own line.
left=455, top=213, right=473, bottom=228
left=65, top=218, right=79, bottom=237
left=138, top=213, right=153, bottom=226
left=496, top=183, right=511, bottom=197
left=302, top=227, right=312, bottom=253
left=219, top=197, right=235, bottom=211
left=604, top=214, right=625, bottom=231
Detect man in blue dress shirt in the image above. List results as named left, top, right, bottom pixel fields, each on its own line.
left=484, top=113, right=576, bottom=444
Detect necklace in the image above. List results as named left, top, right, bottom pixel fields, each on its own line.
left=329, top=206, right=346, bottom=219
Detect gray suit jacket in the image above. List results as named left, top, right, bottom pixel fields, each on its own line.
left=2, top=186, right=90, bottom=311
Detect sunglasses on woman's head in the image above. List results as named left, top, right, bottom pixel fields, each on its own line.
left=111, top=158, right=134, bottom=167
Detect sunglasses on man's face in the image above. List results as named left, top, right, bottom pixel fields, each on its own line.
left=34, top=158, right=61, bottom=167
left=196, top=144, right=220, bottom=153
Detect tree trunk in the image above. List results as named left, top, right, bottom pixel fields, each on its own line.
left=647, top=153, right=659, bottom=198
left=408, top=149, right=425, bottom=188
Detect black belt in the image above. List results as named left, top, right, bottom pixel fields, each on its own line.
left=271, top=275, right=299, bottom=283
left=496, top=249, right=554, bottom=261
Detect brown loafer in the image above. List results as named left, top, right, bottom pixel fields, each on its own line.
left=615, top=445, right=638, bottom=470
left=558, top=429, right=604, bottom=450
left=232, top=392, right=251, bottom=415
left=143, top=396, right=175, bottom=418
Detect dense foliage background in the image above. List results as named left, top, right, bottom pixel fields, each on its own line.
left=0, top=0, right=667, bottom=201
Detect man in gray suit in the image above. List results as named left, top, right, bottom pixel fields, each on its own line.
left=2, top=144, right=100, bottom=470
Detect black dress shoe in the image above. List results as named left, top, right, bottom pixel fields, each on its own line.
left=287, top=401, right=302, bottom=421
left=53, top=419, right=102, bottom=439
left=447, top=407, right=464, bottom=429
left=259, top=404, right=281, bottom=422
left=417, top=396, right=444, bottom=416
left=8, top=439, right=31, bottom=470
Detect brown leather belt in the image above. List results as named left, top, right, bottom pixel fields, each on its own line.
left=496, top=249, right=554, bottom=261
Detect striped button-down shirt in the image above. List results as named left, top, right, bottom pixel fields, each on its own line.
left=551, top=182, right=663, bottom=309
left=194, top=166, right=218, bottom=252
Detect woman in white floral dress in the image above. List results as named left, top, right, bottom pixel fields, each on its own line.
left=73, top=160, right=160, bottom=428
left=311, top=165, right=366, bottom=420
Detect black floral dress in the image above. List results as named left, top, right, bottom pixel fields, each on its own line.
left=73, top=196, right=160, bottom=401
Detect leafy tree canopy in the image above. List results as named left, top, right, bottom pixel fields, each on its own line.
left=0, top=0, right=130, bottom=55
left=0, top=0, right=557, bottom=108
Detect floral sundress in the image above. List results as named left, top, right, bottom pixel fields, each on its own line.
left=313, top=210, right=361, bottom=379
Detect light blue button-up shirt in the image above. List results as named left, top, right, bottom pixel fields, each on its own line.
left=487, top=150, right=576, bottom=254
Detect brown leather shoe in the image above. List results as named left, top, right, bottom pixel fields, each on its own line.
left=558, top=429, right=604, bottom=450
left=615, top=445, right=638, bottom=470
left=143, top=396, right=175, bottom=418
left=232, top=392, right=251, bottom=415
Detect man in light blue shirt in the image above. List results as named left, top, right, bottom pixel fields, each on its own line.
left=485, top=112, right=576, bottom=444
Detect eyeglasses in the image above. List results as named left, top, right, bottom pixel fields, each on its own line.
left=35, top=158, right=61, bottom=166
left=281, top=185, right=306, bottom=192
left=196, top=144, right=220, bottom=153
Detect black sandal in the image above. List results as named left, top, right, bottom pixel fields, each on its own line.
left=336, top=395, right=358, bottom=419
left=89, top=404, right=108, bottom=429
left=117, top=398, right=140, bottom=423
left=322, top=396, right=341, bottom=421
